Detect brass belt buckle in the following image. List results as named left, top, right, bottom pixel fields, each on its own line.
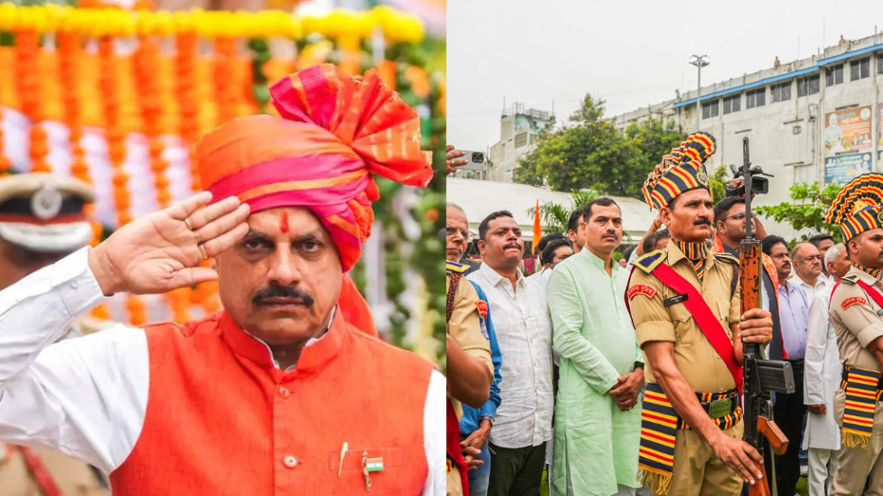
left=708, top=397, right=732, bottom=419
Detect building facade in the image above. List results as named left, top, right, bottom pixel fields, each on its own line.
left=484, top=103, right=555, bottom=183
left=614, top=33, right=883, bottom=236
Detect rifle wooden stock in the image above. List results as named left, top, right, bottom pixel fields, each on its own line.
left=758, top=415, right=789, bottom=455
left=747, top=462, right=771, bottom=496
left=739, top=241, right=761, bottom=315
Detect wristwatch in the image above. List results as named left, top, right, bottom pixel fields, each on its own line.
left=480, top=416, right=494, bottom=427
left=633, top=361, right=644, bottom=371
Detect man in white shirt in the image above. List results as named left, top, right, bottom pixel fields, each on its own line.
left=809, top=233, right=836, bottom=285
left=804, top=243, right=851, bottom=496
left=467, top=210, right=554, bottom=496
left=793, top=241, right=828, bottom=299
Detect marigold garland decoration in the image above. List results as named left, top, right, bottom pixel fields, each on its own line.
left=15, top=29, right=50, bottom=173
left=0, top=4, right=443, bottom=355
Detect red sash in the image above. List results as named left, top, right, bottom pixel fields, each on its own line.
left=446, top=398, right=469, bottom=495
left=17, top=446, right=64, bottom=496
left=856, top=280, right=883, bottom=307
left=649, top=263, right=743, bottom=394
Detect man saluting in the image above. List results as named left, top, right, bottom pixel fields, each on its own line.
left=0, top=64, right=443, bottom=495
left=626, top=132, right=773, bottom=495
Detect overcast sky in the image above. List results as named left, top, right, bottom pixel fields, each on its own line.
left=447, top=0, right=883, bottom=151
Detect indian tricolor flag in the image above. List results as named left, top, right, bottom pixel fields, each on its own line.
left=532, top=199, right=541, bottom=255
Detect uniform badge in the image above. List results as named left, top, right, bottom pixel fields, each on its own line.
left=842, top=296, right=867, bottom=310
left=628, top=284, right=657, bottom=300
left=696, top=169, right=709, bottom=187
left=877, top=208, right=883, bottom=224
left=31, top=183, right=63, bottom=220
left=475, top=300, right=488, bottom=319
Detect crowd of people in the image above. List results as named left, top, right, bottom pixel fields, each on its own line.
left=446, top=133, right=883, bottom=496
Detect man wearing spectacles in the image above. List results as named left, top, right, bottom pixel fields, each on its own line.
left=446, top=205, right=480, bottom=276
left=712, top=197, right=786, bottom=359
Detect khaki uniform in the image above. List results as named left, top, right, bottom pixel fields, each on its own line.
left=446, top=266, right=494, bottom=400
left=0, top=443, right=109, bottom=496
left=828, top=267, right=883, bottom=495
left=446, top=263, right=492, bottom=496
left=628, top=243, right=744, bottom=496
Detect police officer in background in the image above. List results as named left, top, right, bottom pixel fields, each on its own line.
left=0, top=172, right=110, bottom=496
left=627, top=133, right=773, bottom=496
left=824, top=173, right=883, bottom=495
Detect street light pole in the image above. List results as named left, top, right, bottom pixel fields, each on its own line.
left=689, top=54, right=710, bottom=131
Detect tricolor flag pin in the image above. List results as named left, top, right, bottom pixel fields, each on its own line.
left=361, top=451, right=384, bottom=490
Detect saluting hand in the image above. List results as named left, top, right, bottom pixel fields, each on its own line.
left=738, top=307, right=773, bottom=344
left=89, top=192, right=250, bottom=296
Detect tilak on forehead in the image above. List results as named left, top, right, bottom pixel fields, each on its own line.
left=195, top=64, right=433, bottom=271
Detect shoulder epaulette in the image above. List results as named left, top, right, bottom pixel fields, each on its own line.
left=446, top=260, right=468, bottom=273
left=713, top=252, right=739, bottom=265
left=633, top=250, right=667, bottom=274
left=841, top=273, right=861, bottom=285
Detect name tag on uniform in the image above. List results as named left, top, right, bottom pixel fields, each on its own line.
left=664, top=294, right=688, bottom=307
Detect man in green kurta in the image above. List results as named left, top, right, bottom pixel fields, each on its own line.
left=547, top=197, right=645, bottom=496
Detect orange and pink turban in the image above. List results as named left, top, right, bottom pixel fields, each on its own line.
left=196, top=64, right=434, bottom=271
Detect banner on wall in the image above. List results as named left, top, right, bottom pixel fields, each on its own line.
left=825, top=151, right=873, bottom=185
left=878, top=103, right=883, bottom=147
left=824, top=106, right=872, bottom=156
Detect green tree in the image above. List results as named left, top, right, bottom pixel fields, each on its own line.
left=755, top=182, right=842, bottom=242
left=526, top=188, right=602, bottom=233
left=709, top=165, right=729, bottom=203
left=623, top=117, right=688, bottom=196
left=515, top=95, right=686, bottom=199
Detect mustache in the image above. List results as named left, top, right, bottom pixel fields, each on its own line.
left=693, top=218, right=712, bottom=226
left=503, top=241, right=522, bottom=250
left=252, top=284, right=315, bottom=307
left=601, top=231, right=618, bottom=239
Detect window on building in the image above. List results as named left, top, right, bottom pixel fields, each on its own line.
left=826, top=64, right=844, bottom=86
left=701, top=99, right=719, bottom=119
left=878, top=53, right=883, bottom=74
left=797, top=75, right=820, bottom=96
left=746, top=88, right=765, bottom=108
left=723, top=94, right=741, bottom=114
left=514, top=132, right=528, bottom=148
left=770, top=82, right=791, bottom=102
left=851, top=57, right=870, bottom=80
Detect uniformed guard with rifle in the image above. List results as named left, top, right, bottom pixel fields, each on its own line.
left=626, top=132, right=775, bottom=495
left=824, top=173, right=883, bottom=495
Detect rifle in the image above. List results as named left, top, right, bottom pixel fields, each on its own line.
left=740, top=137, right=795, bottom=496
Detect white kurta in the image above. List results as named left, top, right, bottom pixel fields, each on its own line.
left=802, top=288, right=842, bottom=451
